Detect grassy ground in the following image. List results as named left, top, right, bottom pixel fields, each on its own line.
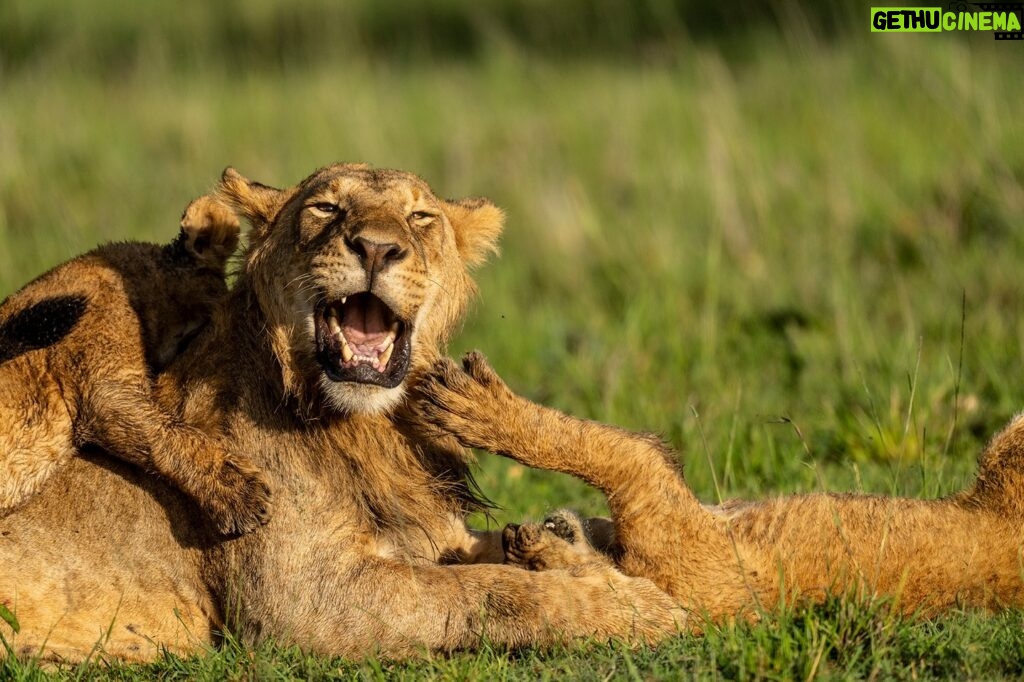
left=2, top=3, right=1024, bottom=679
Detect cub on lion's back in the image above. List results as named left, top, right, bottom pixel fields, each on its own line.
left=0, top=195, right=271, bottom=535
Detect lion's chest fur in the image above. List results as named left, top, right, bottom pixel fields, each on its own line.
left=224, top=402, right=480, bottom=566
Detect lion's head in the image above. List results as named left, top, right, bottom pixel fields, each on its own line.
left=218, top=163, right=503, bottom=414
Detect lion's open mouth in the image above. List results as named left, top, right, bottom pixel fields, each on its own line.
left=315, top=293, right=412, bottom=388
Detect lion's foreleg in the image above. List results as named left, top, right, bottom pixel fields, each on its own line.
left=248, top=556, right=686, bottom=655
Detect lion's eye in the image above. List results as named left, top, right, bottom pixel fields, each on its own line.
left=309, top=203, right=342, bottom=218
left=409, top=211, right=436, bottom=226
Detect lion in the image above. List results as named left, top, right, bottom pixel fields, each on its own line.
left=417, top=351, right=1024, bottom=626
left=0, top=196, right=271, bottom=535
left=0, top=164, right=683, bottom=663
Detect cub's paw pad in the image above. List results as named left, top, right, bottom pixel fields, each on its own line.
left=502, top=521, right=585, bottom=571
left=180, top=195, right=241, bottom=269
left=543, top=509, right=586, bottom=544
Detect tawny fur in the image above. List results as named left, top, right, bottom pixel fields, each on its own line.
left=0, top=196, right=271, bottom=535
left=417, top=352, right=1024, bottom=627
left=0, top=165, right=682, bottom=663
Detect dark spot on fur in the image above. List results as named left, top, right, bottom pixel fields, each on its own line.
left=18, top=645, right=35, bottom=656
left=0, top=295, right=88, bottom=363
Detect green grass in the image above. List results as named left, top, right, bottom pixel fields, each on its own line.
left=3, top=3, right=1024, bottom=678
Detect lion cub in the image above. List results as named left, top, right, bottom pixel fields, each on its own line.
left=0, top=196, right=271, bottom=534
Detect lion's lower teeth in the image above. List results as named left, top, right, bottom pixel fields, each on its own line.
left=340, top=337, right=354, bottom=362
left=379, top=344, right=394, bottom=368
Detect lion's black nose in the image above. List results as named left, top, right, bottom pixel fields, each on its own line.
left=345, top=235, right=407, bottom=277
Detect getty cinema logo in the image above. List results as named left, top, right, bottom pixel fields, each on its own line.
left=871, top=3, right=1023, bottom=39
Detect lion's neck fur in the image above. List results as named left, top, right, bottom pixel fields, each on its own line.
left=159, top=278, right=487, bottom=559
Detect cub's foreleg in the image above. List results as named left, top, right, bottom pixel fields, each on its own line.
left=418, top=352, right=768, bottom=618
left=78, top=379, right=272, bottom=535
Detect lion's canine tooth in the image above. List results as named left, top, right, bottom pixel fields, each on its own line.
left=379, top=344, right=394, bottom=368
left=341, top=296, right=348, bottom=305
left=341, top=338, right=354, bottom=362
left=327, top=315, right=341, bottom=335
left=389, top=321, right=399, bottom=334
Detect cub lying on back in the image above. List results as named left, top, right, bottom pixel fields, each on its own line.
left=0, top=196, right=271, bottom=534
left=421, top=352, right=1024, bottom=624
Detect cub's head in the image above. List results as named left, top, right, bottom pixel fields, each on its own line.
left=218, top=163, right=503, bottom=415
left=145, top=195, right=241, bottom=369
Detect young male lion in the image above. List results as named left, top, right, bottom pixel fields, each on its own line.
left=0, top=165, right=682, bottom=663
left=0, top=196, right=271, bottom=535
left=418, top=352, right=1024, bottom=625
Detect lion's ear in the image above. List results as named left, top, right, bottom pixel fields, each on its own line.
left=179, top=195, right=240, bottom=272
left=442, top=197, right=504, bottom=268
left=217, top=167, right=290, bottom=240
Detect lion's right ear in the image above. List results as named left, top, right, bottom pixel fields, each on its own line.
left=442, top=197, right=505, bottom=268
left=216, top=167, right=291, bottom=240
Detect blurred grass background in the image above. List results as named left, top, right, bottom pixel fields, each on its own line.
left=2, top=1, right=1024, bottom=678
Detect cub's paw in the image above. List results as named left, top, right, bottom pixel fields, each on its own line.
left=202, top=455, right=273, bottom=536
left=414, top=351, right=513, bottom=450
left=502, top=509, right=607, bottom=572
left=180, top=195, right=241, bottom=272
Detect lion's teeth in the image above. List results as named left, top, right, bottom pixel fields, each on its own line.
left=341, top=337, right=354, bottom=362
left=341, top=296, right=348, bottom=305
left=390, top=321, right=399, bottom=334
left=379, top=343, right=394, bottom=368
left=327, top=315, right=341, bottom=335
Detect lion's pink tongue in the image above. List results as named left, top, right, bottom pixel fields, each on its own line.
left=342, top=296, right=390, bottom=353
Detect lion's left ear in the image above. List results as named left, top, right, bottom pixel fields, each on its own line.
left=442, top=197, right=505, bottom=268
left=217, top=167, right=293, bottom=242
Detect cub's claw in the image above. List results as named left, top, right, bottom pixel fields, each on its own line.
left=414, top=351, right=512, bottom=452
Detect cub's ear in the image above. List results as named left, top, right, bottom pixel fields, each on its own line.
left=217, top=167, right=291, bottom=240
left=179, top=195, right=241, bottom=272
left=442, top=197, right=505, bottom=268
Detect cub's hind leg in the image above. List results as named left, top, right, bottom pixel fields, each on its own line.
left=77, top=379, right=271, bottom=535
left=0, top=359, right=76, bottom=514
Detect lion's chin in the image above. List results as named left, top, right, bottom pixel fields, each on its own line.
left=318, top=376, right=407, bottom=415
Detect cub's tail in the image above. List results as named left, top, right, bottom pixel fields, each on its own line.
left=0, top=295, right=88, bottom=364
left=963, top=413, right=1024, bottom=516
